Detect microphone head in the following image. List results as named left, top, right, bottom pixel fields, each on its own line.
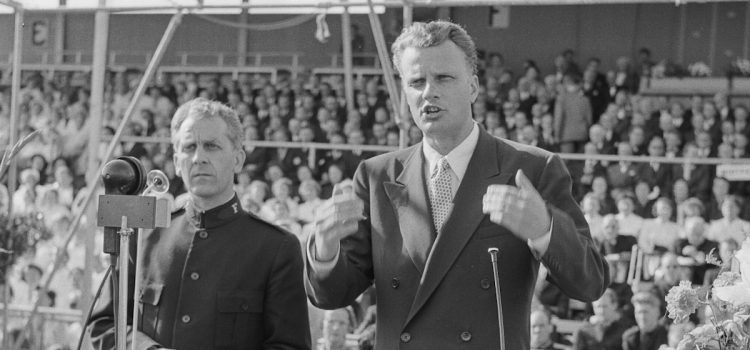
left=487, top=247, right=499, bottom=254
left=101, top=156, right=146, bottom=195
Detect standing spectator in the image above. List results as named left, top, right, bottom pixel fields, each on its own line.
left=554, top=74, right=593, bottom=154
left=583, top=58, right=610, bottom=123
left=622, top=291, right=668, bottom=350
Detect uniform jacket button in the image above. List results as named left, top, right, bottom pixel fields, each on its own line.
left=391, top=277, right=400, bottom=289
left=190, top=272, right=200, bottom=280
left=460, top=331, right=472, bottom=342
left=198, top=230, right=208, bottom=239
left=480, top=278, right=491, bottom=290
left=181, top=315, right=191, bottom=324
left=400, top=332, right=411, bottom=343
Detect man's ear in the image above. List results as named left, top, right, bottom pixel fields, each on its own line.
left=470, top=74, right=479, bottom=104
left=233, top=148, right=246, bottom=173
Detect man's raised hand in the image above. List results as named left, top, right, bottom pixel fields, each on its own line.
left=313, top=183, right=366, bottom=261
left=482, top=169, right=551, bottom=241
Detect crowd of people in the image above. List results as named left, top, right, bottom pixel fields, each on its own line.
left=0, top=43, right=748, bottom=349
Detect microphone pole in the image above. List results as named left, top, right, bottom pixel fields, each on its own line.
left=487, top=247, right=505, bottom=350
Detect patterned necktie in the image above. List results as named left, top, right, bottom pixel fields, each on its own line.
left=429, top=157, right=453, bottom=233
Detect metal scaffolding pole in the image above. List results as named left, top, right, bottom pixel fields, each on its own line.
left=342, top=4, right=355, bottom=112
left=82, top=2, right=109, bottom=325
left=366, top=0, right=401, bottom=136
left=12, top=11, right=185, bottom=350
left=4, top=5, right=23, bottom=349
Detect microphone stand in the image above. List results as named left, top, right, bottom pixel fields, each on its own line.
left=117, top=217, right=134, bottom=350
left=487, top=247, right=505, bottom=350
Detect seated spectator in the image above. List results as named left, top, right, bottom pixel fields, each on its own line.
left=671, top=143, right=712, bottom=202
left=705, top=177, right=730, bottom=221
left=320, top=163, right=347, bottom=199
left=707, top=195, right=750, bottom=245
left=241, top=180, right=269, bottom=214
left=633, top=180, right=655, bottom=219
left=234, top=169, right=253, bottom=201
left=703, top=238, right=740, bottom=286
left=298, top=179, right=323, bottom=225
left=598, top=214, right=638, bottom=260
left=573, top=288, right=632, bottom=350
left=677, top=217, right=719, bottom=285
left=261, top=177, right=298, bottom=220
left=652, top=253, right=683, bottom=301
left=676, top=197, right=704, bottom=231
left=12, top=168, right=40, bottom=215
left=606, top=142, right=639, bottom=197
left=639, top=197, right=680, bottom=254
left=582, top=194, right=605, bottom=243
left=530, top=308, right=569, bottom=350
left=267, top=198, right=303, bottom=239
left=615, top=195, right=644, bottom=238
left=622, top=291, right=668, bottom=350
left=590, top=176, right=618, bottom=215
left=317, top=308, right=357, bottom=350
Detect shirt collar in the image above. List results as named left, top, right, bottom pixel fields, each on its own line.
left=185, top=194, right=244, bottom=229
left=422, top=123, right=479, bottom=183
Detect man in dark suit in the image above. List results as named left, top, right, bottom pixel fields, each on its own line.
left=88, top=98, right=310, bottom=349
left=305, top=21, right=609, bottom=349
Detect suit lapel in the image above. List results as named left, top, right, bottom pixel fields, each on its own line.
left=406, top=130, right=513, bottom=325
left=384, top=147, right=433, bottom=275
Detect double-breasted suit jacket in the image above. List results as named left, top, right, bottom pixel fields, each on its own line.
left=306, top=128, right=609, bottom=349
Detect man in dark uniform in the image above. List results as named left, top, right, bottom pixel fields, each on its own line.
left=88, top=98, right=310, bottom=349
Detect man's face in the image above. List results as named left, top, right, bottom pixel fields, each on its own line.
left=529, top=312, right=553, bottom=347
left=634, top=303, right=659, bottom=331
left=323, top=310, right=350, bottom=345
left=173, top=116, right=244, bottom=206
left=593, top=294, right=617, bottom=320
left=399, top=41, right=478, bottom=140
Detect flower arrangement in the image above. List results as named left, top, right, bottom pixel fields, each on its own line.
left=688, top=62, right=713, bottom=77
left=0, top=212, right=53, bottom=282
left=665, top=240, right=750, bottom=350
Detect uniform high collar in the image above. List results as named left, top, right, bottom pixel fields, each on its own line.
left=185, top=194, right=244, bottom=229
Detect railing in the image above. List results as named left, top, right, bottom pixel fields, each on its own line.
left=640, top=76, right=750, bottom=97
left=0, top=50, right=306, bottom=80
left=1, top=303, right=84, bottom=350
left=328, top=52, right=381, bottom=68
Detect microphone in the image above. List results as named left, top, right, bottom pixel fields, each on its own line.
left=487, top=247, right=505, bottom=350
left=101, top=156, right=147, bottom=196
